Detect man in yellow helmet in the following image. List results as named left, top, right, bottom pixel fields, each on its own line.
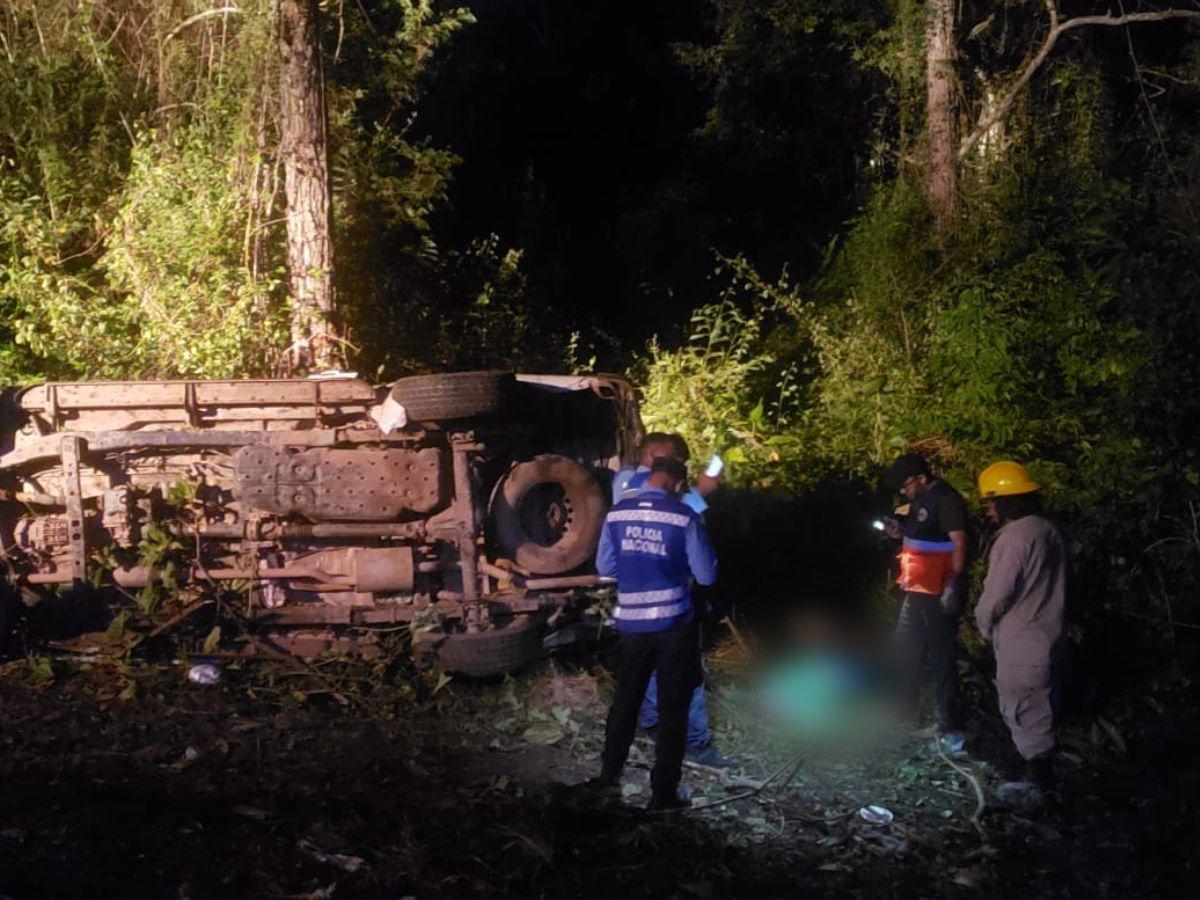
left=975, top=461, right=1067, bottom=804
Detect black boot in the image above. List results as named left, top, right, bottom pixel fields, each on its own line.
left=997, top=755, right=1057, bottom=808
left=1027, top=754, right=1057, bottom=792
left=647, top=786, right=692, bottom=812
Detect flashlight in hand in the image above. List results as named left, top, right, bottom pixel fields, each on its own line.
left=873, top=515, right=900, bottom=538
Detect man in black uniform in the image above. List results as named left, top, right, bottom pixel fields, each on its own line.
left=882, top=453, right=970, bottom=737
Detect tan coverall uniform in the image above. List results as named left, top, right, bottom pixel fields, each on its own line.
left=974, top=515, right=1067, bottom=761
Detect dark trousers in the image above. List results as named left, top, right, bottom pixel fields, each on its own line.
left=601, top=619, right=702, bottom=803
left=895, top=591, right=959, bottom=730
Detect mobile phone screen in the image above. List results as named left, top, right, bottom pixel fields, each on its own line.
left=705, top=454, right=724, bottom=478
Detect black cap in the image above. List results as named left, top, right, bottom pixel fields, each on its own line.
left=650, top=456, right=688, bottom=482
left=881, top=452, right=930, bottom=491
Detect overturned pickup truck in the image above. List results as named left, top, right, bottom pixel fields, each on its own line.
left=0, top=372, right=643, bottom=675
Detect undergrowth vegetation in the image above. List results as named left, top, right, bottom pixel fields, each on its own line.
left=641, top=60, right=1200, bottom=634
left=0, top=0, right=484, bottom=381
left=2, top=2, right=1198, bottom=645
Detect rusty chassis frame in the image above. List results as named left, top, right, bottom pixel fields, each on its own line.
left=0, top=373, right=635, bottom=663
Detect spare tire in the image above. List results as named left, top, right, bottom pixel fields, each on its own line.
left=389, top=371, right=514, bottom=421
left=491, top=454, right=606, bottom=575
left=433, top=615, right=543, bottom=678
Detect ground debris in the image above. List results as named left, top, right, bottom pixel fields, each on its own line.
left=298, top=839, right=368, bottom=874
left=0, top=653, right=1196, bottom=898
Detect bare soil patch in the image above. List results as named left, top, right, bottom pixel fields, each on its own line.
left=0, top=644, right=1196, bottom=899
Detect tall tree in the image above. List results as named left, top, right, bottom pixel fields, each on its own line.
left=278, top=0, right=338, bottom=372
left=925, top=0, right=958, bottom=235
left=957, top=1, right=1200, bottom=163
left=921, top=0, right=1200, bottom=232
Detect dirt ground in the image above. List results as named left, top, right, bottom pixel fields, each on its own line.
left=1, top=637, right=1198, bottom=900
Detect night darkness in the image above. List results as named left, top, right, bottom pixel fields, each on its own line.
left=2, top=2, right=1200, bottom=897
left=415, top=0, right=879, bottom=350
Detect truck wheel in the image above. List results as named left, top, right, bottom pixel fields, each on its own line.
left=389, top=371, right=514, bottom=421
left=491, top=455, right=605, bottom=575
left=432, top=615, right=543, bottom=678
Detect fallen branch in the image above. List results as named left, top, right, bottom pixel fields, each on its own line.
left=228, top=622, right=380, bottom=715
left=148, top=598, right=214, bottom=638
left=630, top=742, right=738, bottom=778
left=683, top=752, right=807, bottom=814
left=792, top=808, right=857, bottom=825
left=934, top=738, right=987, bottom=841
left=721, top=615, right=752, bottom=658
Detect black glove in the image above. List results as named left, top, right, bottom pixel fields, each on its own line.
left=939, top=573, right=965, bottom=616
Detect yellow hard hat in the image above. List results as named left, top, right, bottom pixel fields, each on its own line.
left=978, top=461, right=1040, bottom=498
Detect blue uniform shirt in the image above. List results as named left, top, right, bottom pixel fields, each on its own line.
left=596, top=487, right=718, bottom=634
left=613, top=465, right=709, bottom=515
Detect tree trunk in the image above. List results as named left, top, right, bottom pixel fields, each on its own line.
left=278, top=0, right=339, bottom=372
left=925, top=0, right=957, bottom=235
left=897, top=0, right=922, bottom=180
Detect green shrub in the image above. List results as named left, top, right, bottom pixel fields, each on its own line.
left=639, top=61, right=1192, bottom=620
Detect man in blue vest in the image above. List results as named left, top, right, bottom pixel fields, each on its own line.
left=596, top=456, right=719, bottom=810
left=612, top=433, right=718, bottom=516
left=882, top=452, right=969, bottom=740
left=613, top=433, right=738, bottom=768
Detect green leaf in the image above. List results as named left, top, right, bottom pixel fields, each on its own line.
left=724, top=446, right=748, bottom=464
left=166, top=479, right=199, bottom=506
left=136, top=586, right=160, bottom=615
left=104, top=610, right=129, bottom=644
left=202, top=626, right=222, bottom=654
left=26, top=655, right=54, bottom=684
left=521, top=722, right=564, bottom=745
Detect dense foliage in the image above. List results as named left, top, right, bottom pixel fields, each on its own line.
left=0, top=0, right=474, bottom=381
left=640, top=5, right=1200, bottom=634
left=2, top=0, right=1199, bottom=634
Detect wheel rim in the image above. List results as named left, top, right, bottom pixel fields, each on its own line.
left=517, top=482, right=574, bottom=547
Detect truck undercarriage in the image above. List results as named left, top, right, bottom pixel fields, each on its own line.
left=0, top=371, right=643, bottom=675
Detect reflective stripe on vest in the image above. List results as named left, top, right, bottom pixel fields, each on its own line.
left=605, top=490, right=697, bottom=632
left=606, top=508, right=692, bottom=529
left=616, top=585, right=687, bottom=607
left=614, top=600, right=693, bottom=622
left=614, top=586, right=691, bottom=622
left=897, top=538, right=955, bottom=596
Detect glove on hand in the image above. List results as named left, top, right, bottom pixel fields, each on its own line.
left=939, top=573, right=965, bottom=616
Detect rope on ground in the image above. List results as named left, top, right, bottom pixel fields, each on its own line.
left=933, top=738, right=987, bottom=840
